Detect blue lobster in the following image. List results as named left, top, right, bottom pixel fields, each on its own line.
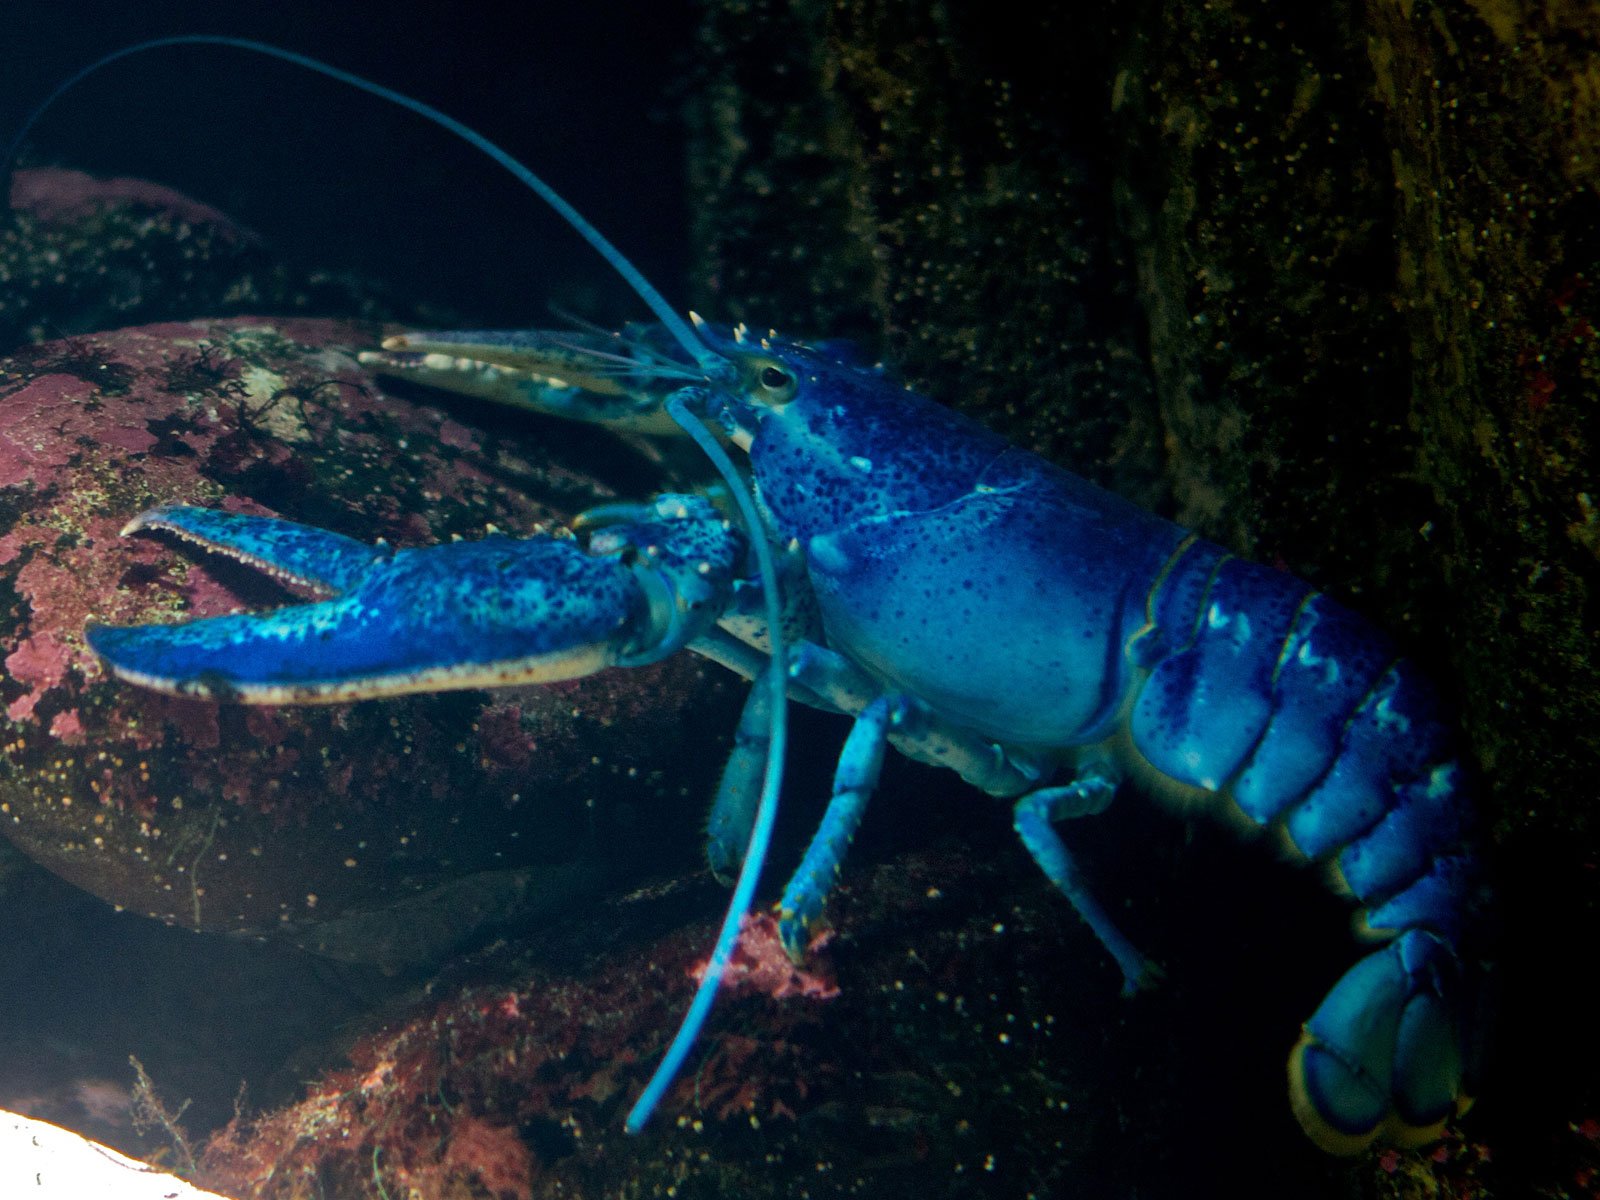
left=18, top=37, right=1489, bottom=1156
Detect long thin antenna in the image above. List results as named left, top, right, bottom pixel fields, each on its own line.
left=625, top=394, right=790, bottom=1133
left=2, top=36, right=719, bottom=372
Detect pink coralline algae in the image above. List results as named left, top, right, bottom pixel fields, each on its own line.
left=0, top=318, right=730, bottom=949
left=0, top=375, right=120, bottom=486
left=690, top=912, right=841, bottom=1001
left=187, top=844, right=1134, bottom=1200
left=46, top=707, right=85, bottom=743
left=4, top=628, right=77, bottom=722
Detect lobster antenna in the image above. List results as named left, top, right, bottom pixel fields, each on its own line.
left=625, top=394, right=790, bottom=1133
left=12, top=34, right=791, bottom=1134
left=2, top=35, right=720, bottom=373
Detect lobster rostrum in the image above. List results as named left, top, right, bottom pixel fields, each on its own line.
left=18, top=38, right=1489, bottom=1157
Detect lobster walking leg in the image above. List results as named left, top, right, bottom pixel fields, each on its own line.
left=705, top=670, right=777, bottom=883
left=786, top=641, right=1046, bottom=797
left=775, top=693, right=909, bottom=959
left=1013, top=769, right=1161, bottom=996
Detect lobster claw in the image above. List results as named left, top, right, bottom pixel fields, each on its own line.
left=87, top=500, right=743, bottom=703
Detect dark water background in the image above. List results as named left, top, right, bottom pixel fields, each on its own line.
left=5, top=1, right=695, bottom=327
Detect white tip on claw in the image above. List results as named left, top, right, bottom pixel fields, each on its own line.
left=119, top=508, right=169, bottom=538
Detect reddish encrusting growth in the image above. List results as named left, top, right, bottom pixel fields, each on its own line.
left=187, top=844, right=1131, bottom=1199
left=195, top=905, right=840, bottom=1199
left=0, top=318, right=725, bottom=935
left=690, top=913, right=841, bottom=1001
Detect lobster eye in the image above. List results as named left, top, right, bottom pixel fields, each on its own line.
left=740, top=355, right=798, bottom=405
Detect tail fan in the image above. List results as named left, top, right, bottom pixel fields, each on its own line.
left=1288, top=930, right=1477, bottom=1154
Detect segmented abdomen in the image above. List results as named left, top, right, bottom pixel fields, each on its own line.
left=1125, top=536, right=1472, bottom=928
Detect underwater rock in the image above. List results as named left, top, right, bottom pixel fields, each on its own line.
left=1, top=1105, right=233, bottom=1200
left=10, top=169, right=248, bottom=237
left=192, top=821, right=1497, bottom=1199
left=2, top=168, right=420, bottom=351
left=187, top=844, right=1151, bottom=1200
left=0, top=316, right=732, bottom=959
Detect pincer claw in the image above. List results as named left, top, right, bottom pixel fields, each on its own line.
left=87, top=502, right=741, bottom=704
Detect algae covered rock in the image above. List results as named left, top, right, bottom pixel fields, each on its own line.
left=2, top=167, right=415, bottom=349
left=0, top=316, right=731, bottom=959
left=191, top=844, right=1133, bottom=1200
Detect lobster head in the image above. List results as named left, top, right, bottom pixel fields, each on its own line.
left=692, top=324, right=1015, bottom=543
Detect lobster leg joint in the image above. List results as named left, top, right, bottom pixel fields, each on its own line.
left=1014, top=767, right=1163, bottom=997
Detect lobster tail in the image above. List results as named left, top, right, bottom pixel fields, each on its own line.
left=1291, top=799, right=1488, bottom=1155
left=1284, top=664, right=1490, bottom=1154
left=1289, top=929, right=1480, bottom=1154
left=1119, top=536, right=1491, bottom=1152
